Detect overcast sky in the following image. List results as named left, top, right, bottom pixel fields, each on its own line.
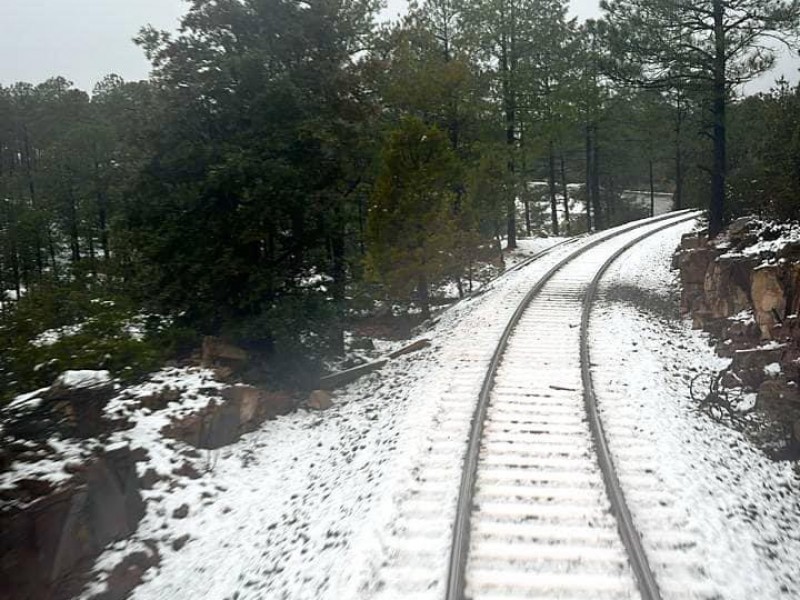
left=0, top=0, right=795, bottom=93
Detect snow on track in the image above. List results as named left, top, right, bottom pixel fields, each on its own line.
left=344, top=213, right=694, bottom=600
left=591, top=220, right=800, bottom=599
left=463, top=214, right=695, bottom=600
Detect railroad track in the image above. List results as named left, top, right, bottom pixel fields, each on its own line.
left=448, top=209, right=700, bottom=600
left=350, top=210, right=701, bottom=600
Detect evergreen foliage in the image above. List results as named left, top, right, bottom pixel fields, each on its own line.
left=0, top=0, right=799, bottom=392
left=366, top=118, right=459, bottom=319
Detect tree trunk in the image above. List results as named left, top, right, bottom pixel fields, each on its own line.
left=520, top=120, right=531, bottom=236
left=330, top=227, right=346, bottom=356
left=48, top=229, right=58, bottom=281
left=68, top=188, right=81, bottom=263
left=649, top=158, right=655, bottom=217
left=547, top=140, right=560, bottom=236
left=675, top=142, right=683, bottom=210
left=591, top=124, right=603, bottom=230
left=501, top=43, right=517, bottom=250
left=418, top=271, right=430, bottom=321
left=560, top=151, right=571, bottom=235
left=585, top=124, right=593, bottom=231
left=710, top=0, right=726, bottom=237
left=674, top=96, right=684, bottom=211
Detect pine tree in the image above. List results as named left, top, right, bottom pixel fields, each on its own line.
left=366, top=117, right=459, bottom=319
left=601, top=0, right=800, bottom=235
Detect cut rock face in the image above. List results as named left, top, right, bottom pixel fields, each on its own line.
left=163, top=385, right=294, bottom=450
left=751, top=266, right=787, bottom=339
left=0, top=445, right=145, bottom=600
left=676, top=220, right=800, bottom=457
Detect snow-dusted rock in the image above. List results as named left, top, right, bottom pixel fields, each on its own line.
left=52, top=370, right=112, bottom=390
left=752, top=265, right=787, bottom=339
left=307, top=389, right=333, bottom=411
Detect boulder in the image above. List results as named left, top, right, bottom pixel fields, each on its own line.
left=757, top=378, right=800, bottom=409
left=349, top=337, right=375, bottom=351
left=702, top=256, right=753, bottom=321
left=679, top=232, right=708, bottom=251
left=163, top=399, right=240, bottom=449
left=751, top=265, right=787, bottom=338
left=43, top=371, right=116, bottom=438
left=0, top=445, right=144, bottom=600
left=139, top=387, right=181, bottom=412
left=307, top=390, right=334, bottom=411
left=201, top=337, right=249, bottom=370
left=164, top=386, right=294, bottom=450
left=89, top=546, right=160, bottom=600
left=221, top=385, right=294, bottom=428
left=678, top=248, right=716, bottom=286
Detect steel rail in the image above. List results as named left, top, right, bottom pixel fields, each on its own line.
left=580, top=211, right=699, bottom=600
left=445, top=209, right=699, bottom=600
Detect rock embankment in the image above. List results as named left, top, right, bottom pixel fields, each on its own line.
left=676, top=218, right=800, bottom=456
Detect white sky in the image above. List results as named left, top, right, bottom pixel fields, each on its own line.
left=0, top=0, right=796, bottom=93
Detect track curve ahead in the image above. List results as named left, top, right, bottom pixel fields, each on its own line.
left=447, top=210, right=700, bottom=600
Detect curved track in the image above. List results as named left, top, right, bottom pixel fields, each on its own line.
left=447, top=210, right=700, bottom=600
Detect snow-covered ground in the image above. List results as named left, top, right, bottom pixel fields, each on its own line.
left=55, top=215, right=799, bottom=599
left=592, top=221, right=800, bottom=598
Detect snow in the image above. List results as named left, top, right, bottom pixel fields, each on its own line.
left=0, top=435, right=90, bottom=494
left=720, top=219, right=800, bottom=261
left=31, top=323, right=85, bottom=347
left=764, top=362, right=782, bottom=377
left=732, top=309, right=756, bottom=323
left=5, top=213, right=796, bottom=599
left=53, top=369, right=112, bottom=389
left=4, top=388, right=49, bottom=412
left=591, top=220, right=800, bottom=598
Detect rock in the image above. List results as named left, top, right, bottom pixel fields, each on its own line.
left=679, top=232, right=708, bottom=251
left=307, top=390, right=334, bottom=411
left=43, top=371, right=117, bottom=438
left=349, top=337, right=375, bottom=351
left=139, top=468, right=161, bottom=490
left=222, top=385, right=294, bottom=427
left=50, top=370, right=113, bottom=392
left=172, top=534, right=190, bottom=552
left=725, top=344, right=787, bottom=389
left=728, top=216, right=756, bottom=239
left=172, top=462, right=201, bottom=480
left=757, top=379, right=800, bottom=407
left=201, top=337, right=248, bottom=368
left=703, top=257, right=753, bottom=321
left=91, top=547, right=160, bottom=600
left=212, top=366, right=235, bottom=381
left=140, top=387, right=182, bottom=411
left=164, top=386, right=294, bottom=450
left=0, top=445, right=144, bottom=600
left=223, top=385, right=262, bottom=425
left=14, top=478, right=56, bottom=498
left=172, top=504, right=189, bottom=519
left=751, top=265, right=787, bottom=339
left=678, top=248, right=716, bottom=285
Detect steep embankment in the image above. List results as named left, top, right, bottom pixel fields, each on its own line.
left=676, top=217, right=800, bottom=456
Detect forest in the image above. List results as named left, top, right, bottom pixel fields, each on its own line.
left=1, top=0, right=798, bottom=399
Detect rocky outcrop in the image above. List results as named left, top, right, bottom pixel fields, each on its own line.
left=307, top=390, right=334, bottom=411
left=678, top=220, right=800, bottom=342
left=0, top=445, right=144, bottom=600
left=676, top=218, right=800, bottom=456
left=163, top=385, right=294, bottom=449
